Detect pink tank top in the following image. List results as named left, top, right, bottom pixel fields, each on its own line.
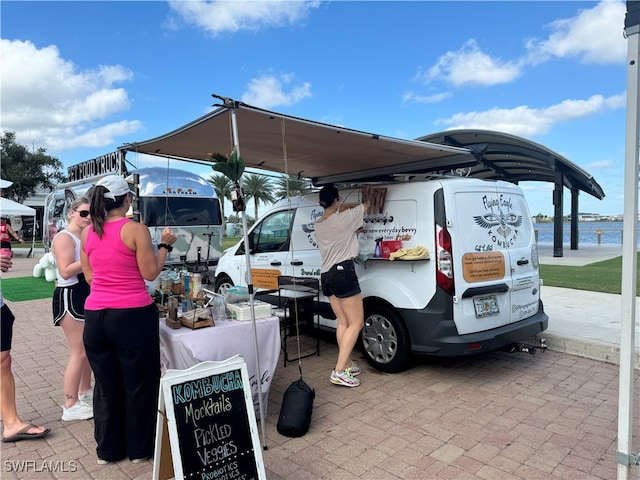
left=84, top=218, right=152, bottom=310
left=0, top=223, right=11, bottom=243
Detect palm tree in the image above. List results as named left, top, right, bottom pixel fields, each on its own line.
left=273, top=174, right=315, bottom=200
left=208, top=174, right=232, bottom=235
left=242, top=173, right=275, bottom=220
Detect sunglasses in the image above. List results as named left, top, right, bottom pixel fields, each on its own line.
left=76, top=210, right=90, bottom=218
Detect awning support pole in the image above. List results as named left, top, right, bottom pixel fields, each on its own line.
left=228, top=103, right=268, bottom=451
left=617, top=3, right=640, bottom=479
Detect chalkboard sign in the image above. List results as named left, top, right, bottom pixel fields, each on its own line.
left=153, top=356, right=266, bottom=480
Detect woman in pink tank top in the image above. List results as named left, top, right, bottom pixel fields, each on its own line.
left=80, top=175, right=176, bottom=465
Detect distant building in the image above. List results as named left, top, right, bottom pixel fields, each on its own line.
left=576, top=213, right=602, bottom=221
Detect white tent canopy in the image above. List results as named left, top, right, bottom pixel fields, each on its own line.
left=0, top=197, right=36, bottom=217
left=0, top=197, right=37, bottom=255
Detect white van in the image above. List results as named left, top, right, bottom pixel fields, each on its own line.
left=45, top=166, right=224, bottom=279
left=214, top=177, right=548, bottom=372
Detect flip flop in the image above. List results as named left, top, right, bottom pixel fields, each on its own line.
left=2, top=423, right=51, bottom=443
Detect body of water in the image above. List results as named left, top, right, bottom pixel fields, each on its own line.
left=533, top=221, right=640, bottom=246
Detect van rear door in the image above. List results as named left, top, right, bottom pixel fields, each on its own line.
left=445, top=180, right=540, bottom=335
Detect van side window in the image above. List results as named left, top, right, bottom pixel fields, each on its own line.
left=249, top=210, right=293, bottom=253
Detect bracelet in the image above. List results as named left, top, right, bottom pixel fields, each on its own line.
left=158, top=243, right=173, bottom=252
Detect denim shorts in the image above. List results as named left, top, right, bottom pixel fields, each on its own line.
left=321, top=259, right=361, bottom=299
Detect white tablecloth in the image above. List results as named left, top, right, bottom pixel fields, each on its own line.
left=159, top=316, right=280, bottom=414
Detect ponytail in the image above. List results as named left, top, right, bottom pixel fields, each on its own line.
left=89, top=186, right=127, bottom=238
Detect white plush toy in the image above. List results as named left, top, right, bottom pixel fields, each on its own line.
left=33, top=252, right=57, bottom=282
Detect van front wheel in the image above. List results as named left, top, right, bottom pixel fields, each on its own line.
left=214, top=274, right=234, bottom=295
left=361, top=305, right=411, bottom=373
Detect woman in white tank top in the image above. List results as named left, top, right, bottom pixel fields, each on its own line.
left=51, top=197, right=94, bottom=421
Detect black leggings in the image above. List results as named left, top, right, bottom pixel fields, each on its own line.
left=83, top=304, right=160, bottom=461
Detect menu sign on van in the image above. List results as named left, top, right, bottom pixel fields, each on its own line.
left=67, top=151, right=122, bottom=182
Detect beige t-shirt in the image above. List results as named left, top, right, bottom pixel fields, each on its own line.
left=315, top=204, right=365, bottom=273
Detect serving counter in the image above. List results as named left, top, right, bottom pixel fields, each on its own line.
left=158, top=316, right=280, bottom=414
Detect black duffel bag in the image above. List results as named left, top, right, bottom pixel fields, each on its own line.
left=277, top=378, right=315, bottom=437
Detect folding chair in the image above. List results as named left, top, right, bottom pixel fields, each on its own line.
left=277, top=276, right=320, bottom=367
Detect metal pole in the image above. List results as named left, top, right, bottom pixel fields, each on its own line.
left=617, top=3, right=640, bottom=478
left=229, top=104, right=268, bottom=450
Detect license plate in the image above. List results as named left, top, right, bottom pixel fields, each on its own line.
left=473, top=295, right=499, bottom=318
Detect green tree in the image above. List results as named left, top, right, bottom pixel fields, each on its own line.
left=273, top=174, right=315, bottom=200
left=1, top=131, right=65, bottom=202
left=208, top=173, right=232, bottom=236
left=242, top=173, right=274, bottom=221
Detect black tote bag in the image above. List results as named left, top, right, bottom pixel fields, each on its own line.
left=277, top=378, right=315, bottom=437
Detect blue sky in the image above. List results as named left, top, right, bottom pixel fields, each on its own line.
left=0, top=0, right=633, bottom=216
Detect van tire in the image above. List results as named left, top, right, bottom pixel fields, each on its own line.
left=214, top=274, right=234, bottom=294
left=361, top=304, right=411, bottom=373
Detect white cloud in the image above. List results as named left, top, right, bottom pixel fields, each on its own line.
left=436, top=93, right=625, bottom=137
left=0, top=39, right=140, bottom=152
left=525, top=0, right=626, bottom=65
left=241, top=74, right=311, bottom=108
left=167, top=0, right=321, bottom=36
left=414, top=0, right=626, bottom=96
left=420, top=39, right=521, bottom=87
left=402, top=91, right=452, bottom=104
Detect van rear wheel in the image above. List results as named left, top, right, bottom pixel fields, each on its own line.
left=361, top=304, right=411, bottom=373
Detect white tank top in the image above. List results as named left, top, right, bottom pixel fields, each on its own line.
left=54, top=230, right=81, bottom=287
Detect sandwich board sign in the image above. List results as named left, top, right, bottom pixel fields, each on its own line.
left=153, top=356, right=266, bottom=480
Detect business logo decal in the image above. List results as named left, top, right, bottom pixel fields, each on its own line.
left=474, top=195, right=523, bottom=248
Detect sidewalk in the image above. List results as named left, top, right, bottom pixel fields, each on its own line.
left=0, top=251, right=638, bottom=479
left=536, top=243, right=640, bottom=367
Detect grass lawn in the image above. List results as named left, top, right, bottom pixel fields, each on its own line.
left=223, top=236, right=242, bottom=250
left=2, top=276, right=56, bottom=302
left=540, top=253, right=640, bottom=296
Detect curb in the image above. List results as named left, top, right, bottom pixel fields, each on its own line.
left=532, top=333, right=640, bottom=369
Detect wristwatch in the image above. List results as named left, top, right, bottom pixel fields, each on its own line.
left=158, top=243, right=173, bottom=252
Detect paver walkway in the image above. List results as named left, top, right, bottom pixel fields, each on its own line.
left=1, top=254, right=639, bottom=479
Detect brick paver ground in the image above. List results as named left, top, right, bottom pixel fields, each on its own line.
left=1, top=255, right=639, bottom=479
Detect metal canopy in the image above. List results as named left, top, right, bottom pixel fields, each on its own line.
left=418, top=129, right=605, bottom=200
left=119, top=100, right=475, bottom=185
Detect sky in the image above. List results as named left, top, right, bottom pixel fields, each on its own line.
left=0, top=0, right=635, bottom=217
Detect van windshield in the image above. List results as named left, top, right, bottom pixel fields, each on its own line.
left=139, top=197, right=222, bottom=227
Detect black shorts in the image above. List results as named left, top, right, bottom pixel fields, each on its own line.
left=321, top=259, right=361, bottom=299
left=0, top=241, right=11, bottom=250
left=1, top=304, right=15, bottom=352
left=52, top=278, right=90, bottom=325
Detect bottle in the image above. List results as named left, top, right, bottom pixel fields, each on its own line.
left=211, top=295, right=226, bottom=323
left=183, top=271, right=191, bottom=298
left=191, top=273, right=202, bottom=299
left=167, top=296, right=178, bottom=321
left=374, top=237, right=382, bottom=258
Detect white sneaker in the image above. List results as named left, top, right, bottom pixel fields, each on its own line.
left=62, top=400, right=93, bottom=421
left=330, top=368, right=360, bottom=387
left=130, top=457, right=151, bottom=464
left=79, top=386, right=93, bottom=405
